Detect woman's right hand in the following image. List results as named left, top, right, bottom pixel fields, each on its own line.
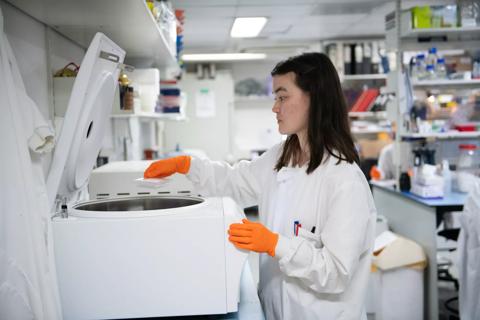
left=143, top=155, right=191, bottom=179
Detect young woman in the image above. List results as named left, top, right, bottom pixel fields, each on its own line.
left=144, top=52, right=376, bottom=319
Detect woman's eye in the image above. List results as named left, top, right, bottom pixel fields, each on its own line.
left=276, top=96, right=286, bottom=102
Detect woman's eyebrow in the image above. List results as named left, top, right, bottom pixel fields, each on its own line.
left=273, top=87, right=287, bottom=94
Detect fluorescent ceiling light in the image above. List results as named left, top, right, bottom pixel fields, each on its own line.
left=230, top=17, right=267, bottom=38
left=182, top=53, right=267, bottom=62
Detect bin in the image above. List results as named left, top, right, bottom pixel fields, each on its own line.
left=366, top=231, right=427, bottom=320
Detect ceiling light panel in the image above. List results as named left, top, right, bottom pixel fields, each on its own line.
left=182, top=53, right=267, bottom=62
left=230, top=17, right=268, bottom=38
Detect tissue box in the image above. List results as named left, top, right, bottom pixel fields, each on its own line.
left=411, top=183, right=443, bottom=198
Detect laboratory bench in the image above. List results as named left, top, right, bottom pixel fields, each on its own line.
left=370, top=182, right=467, bottom=320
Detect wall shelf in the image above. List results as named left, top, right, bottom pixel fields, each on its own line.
left=111, top=112, right=186, bottom=121
left=343, top=74, right=387, bottom=81
left=234, top=96, right=272, bottom=103
left=411, top=79, right=480, bottom=89
left=349, top=111, right=387, bottom=119
left=7, top=0, right=179, bottom=70
left=401, top=131, right=480, bottom=140
left=401, top=26, right=480, bottom=40
left=351, top=128, right=392, bottom=135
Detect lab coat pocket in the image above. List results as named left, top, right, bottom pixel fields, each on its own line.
left=297, top=227, right=323, bottom=248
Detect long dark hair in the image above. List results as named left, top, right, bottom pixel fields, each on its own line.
left=271, top=52, right=359, bottom=174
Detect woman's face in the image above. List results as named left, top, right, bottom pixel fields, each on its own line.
left=272, top=72, right=310, bottom=136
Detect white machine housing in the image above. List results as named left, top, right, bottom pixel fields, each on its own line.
left=88, top=160, right=194, bottom=199
left=47, top=33, right=248, bottom=320
left=54, top=196, right=248, bottom=319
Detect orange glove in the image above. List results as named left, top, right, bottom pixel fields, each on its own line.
left=144, top=155, right=191, bottom=179
left=370, top=165, right=383, bottom=181
left=228, top=219, right=279, bottom=257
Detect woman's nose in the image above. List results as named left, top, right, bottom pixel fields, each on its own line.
left=272, top=102, right=279, bottom=113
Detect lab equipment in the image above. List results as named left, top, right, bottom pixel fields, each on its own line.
left=411, top=164, right=444, bottom=198
left=128, top=68, right=160, bottom=113
left=399, top=172, right=411, bottom=192
left=47, top=33, right=248, bottom=319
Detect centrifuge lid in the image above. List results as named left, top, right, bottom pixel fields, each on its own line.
left=46, top=33, right=125, bottom=209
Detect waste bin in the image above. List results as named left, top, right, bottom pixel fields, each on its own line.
left=366, top=231, right=427, bottom=320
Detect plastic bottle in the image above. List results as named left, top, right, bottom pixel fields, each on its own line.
left=436, top=58, right=447, bottom=79
left=426, top=47, right=438, bottom=69
left=442, top=159, right=452, bottom=196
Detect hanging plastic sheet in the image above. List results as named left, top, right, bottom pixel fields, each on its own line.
left=0, top=7, right=61, bottom=320
left=458, top=178, right=480, bottom=320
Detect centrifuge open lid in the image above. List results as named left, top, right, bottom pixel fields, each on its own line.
left=46, top=33, right=125, bottom=211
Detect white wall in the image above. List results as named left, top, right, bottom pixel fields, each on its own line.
left=163, top=71, right=235, bottom=161
left=1, top=1, right=85, bottom=120
left=229, top=61, right=283, bottom=158
left=1, top=0, right=85, bottom=172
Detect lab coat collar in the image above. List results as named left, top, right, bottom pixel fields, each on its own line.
left=276, top=166, right=304, bottom=183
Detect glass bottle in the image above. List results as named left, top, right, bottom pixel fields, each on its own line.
left=426, top=64, right=436, bottom=80
left=414, top=54, right=427, bottom=80
left=426, top=47, right=438, bottom=68
left=436, top=58, right=447, bottom=80
left=457, top=144, right=478, bottom=193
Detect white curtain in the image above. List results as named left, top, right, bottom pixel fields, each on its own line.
left=0, top=8, right=61, bottom=320
left=458, top=178, right=480, bottom=320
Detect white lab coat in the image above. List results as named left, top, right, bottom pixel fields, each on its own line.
left=0, top=8, right=62, bottom=320
left=458, top=178, right=480, bottom=320
left=187, top=143, right=376, bottom=319
left=377, top=143, right=394, bottom=180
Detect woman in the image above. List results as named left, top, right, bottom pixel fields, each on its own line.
left=144, top=52, right=376, bottom=319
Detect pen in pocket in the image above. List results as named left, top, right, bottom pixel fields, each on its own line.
left=294, top=221, right=301, bottom=236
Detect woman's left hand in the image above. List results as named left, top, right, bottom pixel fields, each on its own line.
left=228, top=219, right=279, bottom=257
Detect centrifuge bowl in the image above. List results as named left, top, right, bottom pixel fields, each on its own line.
left=69, top=195, right=206, bottom=218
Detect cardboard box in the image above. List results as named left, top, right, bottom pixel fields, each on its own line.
left=445, top=54, right=473, bottom=73
left=357, top=138, right=392, bottom=159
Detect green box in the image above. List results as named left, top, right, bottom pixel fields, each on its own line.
left=411, top=6, right=432, bottom=29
